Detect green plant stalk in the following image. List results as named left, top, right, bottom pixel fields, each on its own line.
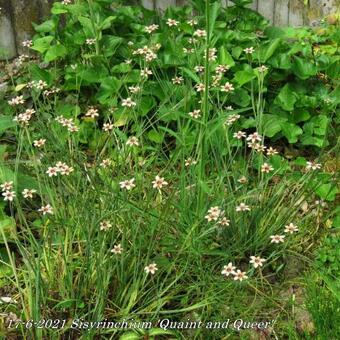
left=196, top=0, right=211, bottom=213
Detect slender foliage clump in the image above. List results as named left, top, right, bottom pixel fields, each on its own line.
left=0, top=0, right=338, bottom=339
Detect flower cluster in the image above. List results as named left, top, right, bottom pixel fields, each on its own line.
left=55, top=115, right=79, bottom=132
left=46, top=162, right=74, bottom=177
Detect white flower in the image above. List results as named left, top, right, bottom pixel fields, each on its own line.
left=111, top=244, right=123, bottom=254
left=8, top=95, right=25, bottom=106
left=102, top=123, right=113, bottom=132
left=22, top=40, right=33, bottom=48
left=215, top=65, right=230, bottom=74
left=100, top=220, right=112, bottom=231
left=141, top=68, right=153, bottom=78
left=236, top=203, right=250, bottom=212
left=257, top=65, right=268, bottom=72
left=220, top=82, right=234, bottom=92
left=237, top=176, right=248, bottom=184
left=246, top=132, right=262, bottom=142
left=22, top=189, right=37, bottom=199
left=122, top=98, right=136, bottom=107
left=221, top=262, right=236, bottom=276
left=195, top=83, right=205, bottom=92
left=152, top=175, right=168, bottom=189
left=284, top=223, right=299, bottom=234
left=233, top=270, right=248, bottom=281
left=86, top=38, right=96, bottom=45
left=205, top=206, right=222, bottom=222
left=144, top=263, right=158, bottom=275
left=218, top=217, right=230, bottom=226
left=33, top=139, right=46, bottom=148
left=233, top=131, right=246, bottom=140
left=193, top=29, right=206, bottom=38
left=306, top=161, right=321, bottom=171
left=1, top=181, right=13, bottom=191
left=2, top=190, right=15, bottom=202
left=244, top=47, right=255, bottom=54
left=194, top=65, right=204, bottom=73
left=261, top=163, right=274, bottom=173
left=172, top=76, right=184, bottom=85
left=46, top=167, right=58, bottom=177
left=224, top=114, right=240, bottom=126
left=38, top=204, right=54, bottom=215
left=249, top=256, right=266, bottom=268
left=85, top=107, right=99, bottom=118
left=188, top=109, right=201, bottom=119
left=266, top=147, right=278, bottom=156
left=270, top=235, right=285, bottom=243
left=126, top=136, right=139, bottom=147
left=166, top=19, right=179, bottom=27
left=100, top=159, right=112, bottom=168
left=145, top=24, right=159, bottom=33
left=185, top=158, right=197, bottom=167
left=119, top=178, right=136, bottom=191
left=187, top=19, right=198, bottom=26
left=129, top=86, right=141, bottom=94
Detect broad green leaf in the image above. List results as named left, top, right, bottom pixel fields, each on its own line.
left=0, top=117, right=16, bottom=134
left=148, top=130, right=164, bottom=143
left=281, top=122, right=303, bottom=143
left=258, top=38, right=281, bottom=62
left=275, top=84, right=297, bottom=111
left=101, top=35, right=123, bottom=57
left=292, top=57, right=317, bottom=79
left=233, top=69, right=255, bottom=86
left=219, top=46, right=235, bottom=67
left=78, top=16, right=95, bottom=37
left=262, top=114, right=286, bottom=137
left=0, top=217, right=16, bottom=243
left=96, top=77, right=121, bottom=103
left=315, top=183, right=338, bottom=201
left=31, top=36, right=54, bottom=53
left=33, top=20, right=56, bottom=33
left=180, top=67, right=200, bottom=83
left=44, top=44, right=67, bottom=62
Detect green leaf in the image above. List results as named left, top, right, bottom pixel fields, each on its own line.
left=0, top=116, right=16, bottom=134
left=119, top=332, right=139, bottom=340
left=100, top=16, right=117, bottom=30
left=0, top=217, right=16, bottom=243
left=78, top=16, right=95, bottom=37
left=31, top=36, right=54, bottom=53
left=51, top=3, right=68, bottom=14
left=262, top=114, right=287, bottom=137
left=101, top=35, right=123, bottom=57
left=219, top=46, right=235, bottom=67
left=281, top=122, right=303, bottom=143
left=315, top=184, right=338, bottom=201
left=33, top=19, right=56, bottom=33
left=139, top=97, right=156, bottom=116
left=292, top=57, right=317, bottom=79
left=275, top=84, right=297, bottom=111
left=233, top=69, right=255, bottom=86
left=180, top=67, right=200, bottom=83
left=259, top=38, right=281, bottom=62
left=148, top=130, right=164, bottom=143
left=44, top=44, right=67, bottom=62
left=208, top=1, right=221, bottom=37
left=96, top=77, right=121, bottom=103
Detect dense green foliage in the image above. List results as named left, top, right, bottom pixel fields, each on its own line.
left=0, top=1, right=338, bottom=339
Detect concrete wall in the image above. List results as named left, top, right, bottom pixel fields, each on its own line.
left=0, top=0, right=339, bottom=60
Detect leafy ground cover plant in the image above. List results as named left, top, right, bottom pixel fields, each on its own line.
left=0, top=0, right=339, bottom=338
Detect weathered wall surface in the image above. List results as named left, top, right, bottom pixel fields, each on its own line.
left=0, top=0, right=339, bottom=60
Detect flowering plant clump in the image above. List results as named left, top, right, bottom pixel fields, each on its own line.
left=0, top=0, right=338, bottom=338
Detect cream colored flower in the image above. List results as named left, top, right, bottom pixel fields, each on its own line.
left=221, top=262, right=236, bottom=276
left=144, top=263, right=158, bottom=275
